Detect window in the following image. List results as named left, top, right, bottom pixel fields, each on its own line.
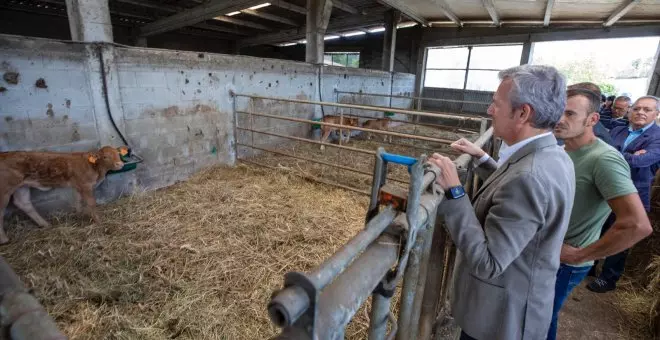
left=424, top=44, right=523, bottom=91
left=324, top=52, right=360, bottom=68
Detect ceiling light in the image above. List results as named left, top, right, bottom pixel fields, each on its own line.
left=278, top=42, right=296, bottom=47
left=298, top=39, right=307, bottom=44
left=397, top=22, right=417, bottom=29
left=248, top=3, right=270, bottom=10
left=225, top=11, right=241, bottom=16
left=324, top=35, right=339, bottom=40
left=341, top=31, right=366, bottom=37
left=368, top=27, right=385, bottom=33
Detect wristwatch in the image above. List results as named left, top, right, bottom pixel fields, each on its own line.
left=445, top=185, right=466, bottom=200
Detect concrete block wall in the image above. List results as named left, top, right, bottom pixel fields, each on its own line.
left=0, top=34, right=416, bottom=218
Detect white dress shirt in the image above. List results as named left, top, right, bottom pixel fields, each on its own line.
left=475, top=132, right=553, bottom=167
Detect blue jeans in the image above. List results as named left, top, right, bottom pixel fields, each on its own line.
left=547, top=264, right=592, bottom=340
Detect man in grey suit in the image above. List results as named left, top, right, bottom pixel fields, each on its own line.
left=429, top=64, right=576, bottom=340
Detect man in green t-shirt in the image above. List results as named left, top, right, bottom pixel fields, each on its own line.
left=546, top=86, right=652, bottom=340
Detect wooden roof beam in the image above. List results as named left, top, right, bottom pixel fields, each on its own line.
left=240, top=8, right=298, bottom=25
left=431, top=0, right=462, bottom=27
left=139, top=0, right=263, bottom=37
left=377, top=0, right=429, bottom=26
left=543, top=0, right=554, bottom=27
left=604, top=0, right=641, bottom=27
left=481, top=0, right=500, bottom=26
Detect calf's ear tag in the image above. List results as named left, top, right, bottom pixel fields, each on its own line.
left=88, top=155, right=98, bottom=164
left=118, top=146, right=129, bottom=156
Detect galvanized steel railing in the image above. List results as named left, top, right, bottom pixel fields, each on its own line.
left=267, top=128, right=495, bottom=340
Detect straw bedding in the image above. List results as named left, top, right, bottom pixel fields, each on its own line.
left=0, top=123, right=474, bottom=339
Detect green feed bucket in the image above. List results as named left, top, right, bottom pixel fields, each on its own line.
left=384, top=111, right=395, bottom=117
left=312, top=118, right=322, bottom=129
left=108, top=149, right=143, bottom=175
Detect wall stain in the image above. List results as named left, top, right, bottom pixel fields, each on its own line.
left=35, top=78, right=48, bottom=89
left=46, top=103, right=54, bottom=118
left=3, top=72, right=19, bottom=85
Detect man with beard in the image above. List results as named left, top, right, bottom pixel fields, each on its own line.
left=588, top=95, right=660, bottom=293
left=547, top=87, right=651, bottom=340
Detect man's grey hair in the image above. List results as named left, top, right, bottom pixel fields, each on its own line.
left=633, top=95, right=660, bottom=111
left=614, top=96, right=632, bottom=106
left=498, top=65, right=567, bottom=129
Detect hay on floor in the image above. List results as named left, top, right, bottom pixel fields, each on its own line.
left=0, top=121, right=477, bottom=339
left=0, top=164, right=387, bottom=339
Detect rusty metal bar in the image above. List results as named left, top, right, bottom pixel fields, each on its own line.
left=232, top=93, right=485, bottom=122
left=236, top=143, right=409, bottom=184
left=337, top=112, right=479, bottom=133
left=335, top=90, right=491, bottom=106
left=236, top=126, right=376, bottom=155
left=238, top=158, right=370, bottom=195
left=236, top=111, right=454, bottom=145
left=454, top=127, right=494, bottom=171
left=0, top=256, right=67, bottom=340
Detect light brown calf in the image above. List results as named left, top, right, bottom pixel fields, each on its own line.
left=0, top=146, right=127, bottom=244
left=319, top=115, right=359, bottom=150
left=362, top=117, right=392, bottom=143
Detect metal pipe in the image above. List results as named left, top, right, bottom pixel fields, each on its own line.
left=334, top=112, right=481, bottom=133
left=236, top=126, right=376, bottom=155
left=453, top=127, right=493, bottom=170
left=368, top=292, right=392, bottom=340
left=309, top=206, right=398, bottom=290
left=236, top=111, right=454, bottom=145
left=397, top=159, right=432, bottom=340
left=236, top=143, right=409, bottom=184
left=335, top=90, right=491, bottom=106
left=410, top=211, right=438, bottom=339
left=315, top=234, right=399, bottom=339
left=266, top=207, right=397, bottom=328
left=397, top=222, right=428, bottom=340
left=238, top=158, right=370, bottom=195
left=418, top=217, right=449, bottom=340
left=232, top=93, right=485, bottom=122
left=0, top=257, right=66, bottom=340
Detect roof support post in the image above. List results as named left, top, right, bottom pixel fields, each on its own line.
left=382, top=9, right=401, bottom=72
left=306, top=0, right=333, bottom=64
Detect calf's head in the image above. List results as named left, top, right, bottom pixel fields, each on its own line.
left=89, top=146, right=126, bottom=171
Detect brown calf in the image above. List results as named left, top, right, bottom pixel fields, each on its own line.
left=362, top=117, right=392, bottom=143
left=319, top=115, right=359, bottom=150
left=0, top=146, right=127, bottom=244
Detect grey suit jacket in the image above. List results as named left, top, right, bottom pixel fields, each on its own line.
left=439, top=134, right=575, bottom=340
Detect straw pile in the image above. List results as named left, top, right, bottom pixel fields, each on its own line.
left=0, top=164, right=388, bottom=339
left=0, top=121, right=475, bottom=339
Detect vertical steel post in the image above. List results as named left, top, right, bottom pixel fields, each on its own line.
left=368, top=291, right=392, bottom=340
left=409, top=207, right=438, bottom=340
left=396, top=158, right=426, bottom=340
left=418, top=214, right=448, bottom=340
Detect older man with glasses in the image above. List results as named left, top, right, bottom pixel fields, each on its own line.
left=589, top=95, right=660, bottom=293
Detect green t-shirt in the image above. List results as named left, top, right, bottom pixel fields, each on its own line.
left=564, top=138, right=637, bottom=267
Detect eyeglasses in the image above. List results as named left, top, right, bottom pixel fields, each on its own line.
left=631, top=106, right=658, bottom=113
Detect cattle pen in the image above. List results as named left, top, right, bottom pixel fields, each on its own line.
left=0, top=87, right=496, bottom=339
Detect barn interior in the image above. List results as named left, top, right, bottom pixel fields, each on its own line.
left=1, top=0, right=660, bottom=339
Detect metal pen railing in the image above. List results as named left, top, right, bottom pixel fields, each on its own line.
left=266, top=127, right=494, bottom=340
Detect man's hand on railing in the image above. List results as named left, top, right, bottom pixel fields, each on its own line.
left=451, top=138, right=486, bottom=158
left=429, top=153, right=461, bottom=191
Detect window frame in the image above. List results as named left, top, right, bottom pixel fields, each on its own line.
left=424, top=44, right=523, bottom=91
